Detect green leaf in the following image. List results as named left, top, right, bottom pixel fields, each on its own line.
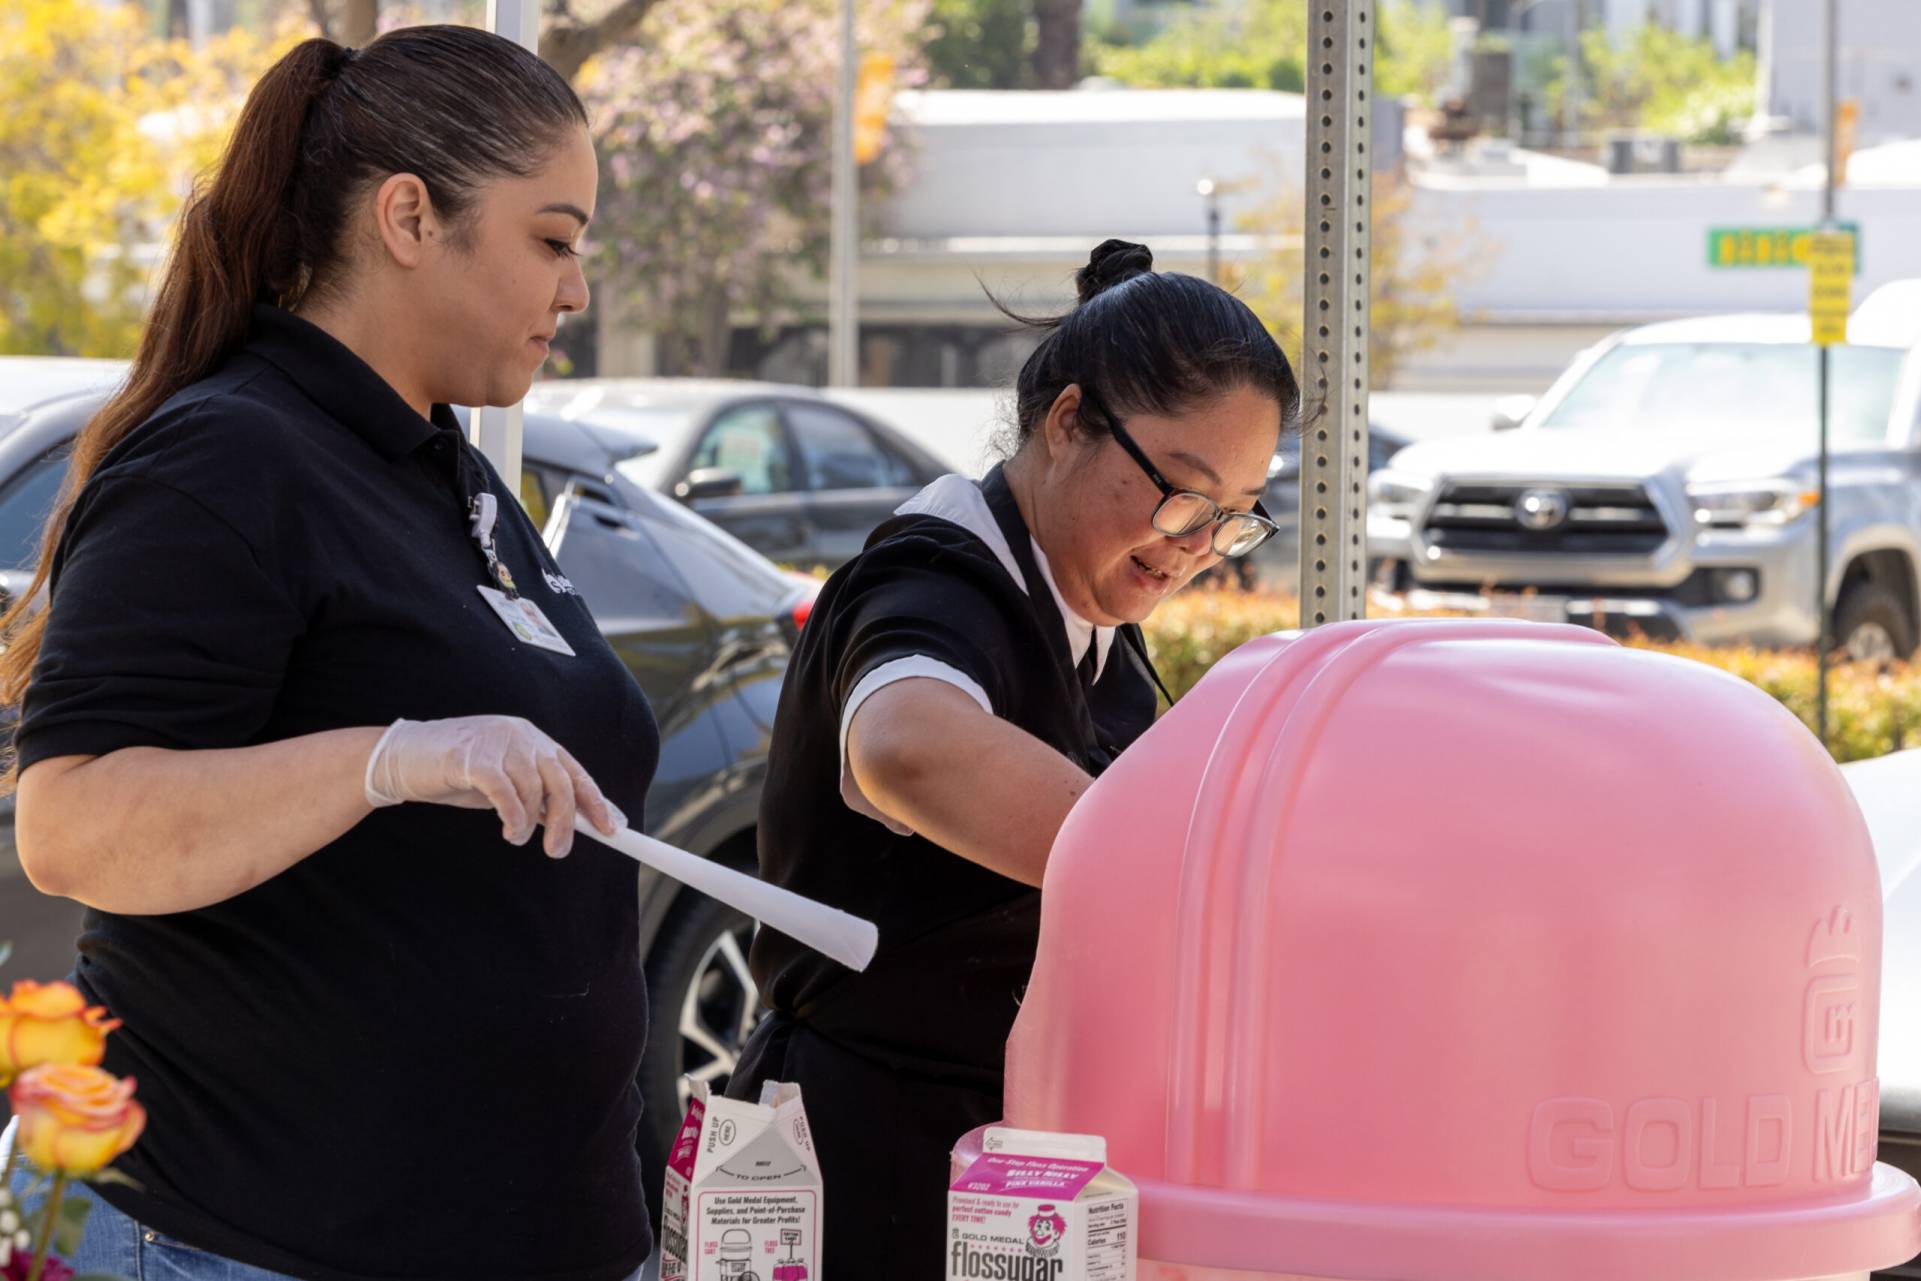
left=83, top=1168, right=143, bottom=1192
left=73, top=1273, right=136, bottom=1281
left=53, top=1189, right=93, bottom=1255
left=0, top=941, right=13, bottom=968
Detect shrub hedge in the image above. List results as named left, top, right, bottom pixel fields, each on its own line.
left=1141, top=586, right=1921, bottom=763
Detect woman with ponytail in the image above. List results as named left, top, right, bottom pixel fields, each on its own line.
left=5, top=27, right=659, bottom=1281
left=729, top=239, right=1301, bottom=1279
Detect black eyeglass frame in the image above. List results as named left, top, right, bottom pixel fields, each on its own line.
left=1076, top=384, right=1280, bottom=559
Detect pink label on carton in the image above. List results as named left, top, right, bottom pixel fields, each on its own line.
left=667, top=1097, right=704, bottom=1180
left=949, top=1153, right=1104, bottom=1200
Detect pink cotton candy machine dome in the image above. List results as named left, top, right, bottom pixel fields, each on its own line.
left=994, top=619, right=1921, bottom=1281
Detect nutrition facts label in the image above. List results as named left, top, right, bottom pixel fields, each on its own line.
left=1084, top=1198, right=1132, bottom=1281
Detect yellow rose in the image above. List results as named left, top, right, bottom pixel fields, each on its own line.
left=11, top=1063, right=146, bottom=1176
left=0, top=980, right=120, bottom=1083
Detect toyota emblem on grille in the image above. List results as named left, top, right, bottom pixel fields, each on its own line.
left=1515, top=488, right=1570, bottom=531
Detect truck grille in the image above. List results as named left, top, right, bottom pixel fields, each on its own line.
left=1422, top=483, right=1668, bottom=555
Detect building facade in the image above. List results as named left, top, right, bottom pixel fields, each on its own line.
left=1760, top=0, right=1921, bottom=141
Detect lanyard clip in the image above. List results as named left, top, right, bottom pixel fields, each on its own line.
left=467, top=492, right=517, bottom=596
left=469, top=492, right=499, bottom=548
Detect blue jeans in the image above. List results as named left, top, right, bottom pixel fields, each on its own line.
left=5, top=1123, right=649, bottom=1281
left=8, top=1170, right=297, bottom=1280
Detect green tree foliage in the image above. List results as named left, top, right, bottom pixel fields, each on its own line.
left=1090, top=0, right=1305, bottom=91
left=1373, top=0, right=1452, bottom=105
left=1085, top=0, right=1450, bottom=99
left=925, top=0, right=1032, bottom=88
left=0, top=0, right=292, bottom=356
left=1233, top=175, right=1482, bottom=390
left=1550, top=23, right=1758, bottom=143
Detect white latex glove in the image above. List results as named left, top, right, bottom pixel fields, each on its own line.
left=363, top=716, right=626, bottom=859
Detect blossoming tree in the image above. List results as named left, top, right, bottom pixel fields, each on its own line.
left=578, top=0, right=928, bottom=376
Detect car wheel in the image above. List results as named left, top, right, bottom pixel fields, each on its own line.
left=1834, top=581, right=1916, bottom=662
left=638, top=890, right=763, bottom=1194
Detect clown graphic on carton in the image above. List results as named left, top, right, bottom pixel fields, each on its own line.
left=948, top=1128, right=1137, bottom=1281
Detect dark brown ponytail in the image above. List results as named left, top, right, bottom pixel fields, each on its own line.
left=0, top=26, right=586, bottom=785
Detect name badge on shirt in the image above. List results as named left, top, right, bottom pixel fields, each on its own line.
left=477, top=585, right=576, bottom=656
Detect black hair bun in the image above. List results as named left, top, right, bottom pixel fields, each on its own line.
left=1075, top=239, right=1153, bottom=305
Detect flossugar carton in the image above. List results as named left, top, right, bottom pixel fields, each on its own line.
left=947, top=1127, right=1138, bottom=1281
left=659, top=1079, right=822, bottom=1281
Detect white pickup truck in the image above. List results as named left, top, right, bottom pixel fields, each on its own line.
left=1367, top=281, right=1921, bottom=659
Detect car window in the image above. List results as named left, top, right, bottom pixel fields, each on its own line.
left=689, top=404, right=794, bottom=495
left=546, top=494, right=713, bottom=713
left=1539, top=343, right=1905, bottom=447
left=785, top=403, right=911, bottom=490
left=550, top=495, right=691, bottom=631
left=0, top=448, right=69, bottom=570
left=628, top=487, right=795, bottom=623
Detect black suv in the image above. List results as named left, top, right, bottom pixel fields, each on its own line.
left=0, top=367, right=791, bottom=1191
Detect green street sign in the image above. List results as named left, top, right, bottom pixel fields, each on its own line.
left=1709, top=224, right=1861, bottom=271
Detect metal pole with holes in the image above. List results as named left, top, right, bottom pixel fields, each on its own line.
left=476, top=0, right=539, bottom=493
left=1815, top=0, right=1837, bottom=746
left=1298, top=0, right=1373, bottom=627
left=827, top=0, right=859, bottom=387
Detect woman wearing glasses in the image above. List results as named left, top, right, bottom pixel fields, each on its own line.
left=729, top=239, right=1299, bottom=1280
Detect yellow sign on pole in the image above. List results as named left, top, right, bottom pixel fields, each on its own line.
left=853, top=53, right=896, bottom=167
left=1836, top=99, right=1860, bottom=187
left=1808, top=229, right=1855, bottom=347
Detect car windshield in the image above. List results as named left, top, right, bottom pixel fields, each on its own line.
left=1538, top=343, right=1906, bottom=447
left=532, top=402, right=693, bottom=489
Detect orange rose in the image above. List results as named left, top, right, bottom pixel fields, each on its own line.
left=0, top=981, right=119, bottom=1083
left=11, top=1063, right=146, bottom=1176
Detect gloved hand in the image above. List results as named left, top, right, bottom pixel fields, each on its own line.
left=363, top=716, right=626, bottom=858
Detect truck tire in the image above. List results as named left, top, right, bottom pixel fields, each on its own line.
left=1833, top=580, right=1916, bottom=662
left=638, top=890, right=762, bottom=1201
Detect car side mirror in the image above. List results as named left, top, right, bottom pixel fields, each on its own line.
left=675, top=467, right=745, bottom=502
left=1490, top=394, right=1538, bottom=432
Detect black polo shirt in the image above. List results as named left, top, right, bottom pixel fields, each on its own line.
left=748, top=468, right=1159, bottom=1081
left=16, top=306, right=660, bottom=1281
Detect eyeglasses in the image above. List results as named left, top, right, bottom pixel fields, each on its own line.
left=1078, top=384, right=1280, bottom=559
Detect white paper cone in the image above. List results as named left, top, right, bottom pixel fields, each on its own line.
left=576, top=815, right=879, bottom=972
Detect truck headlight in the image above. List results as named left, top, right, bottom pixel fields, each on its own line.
left=1368, top=470, right=1434, bottom=521
left=1687, top=480, right=1820, bottom=529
